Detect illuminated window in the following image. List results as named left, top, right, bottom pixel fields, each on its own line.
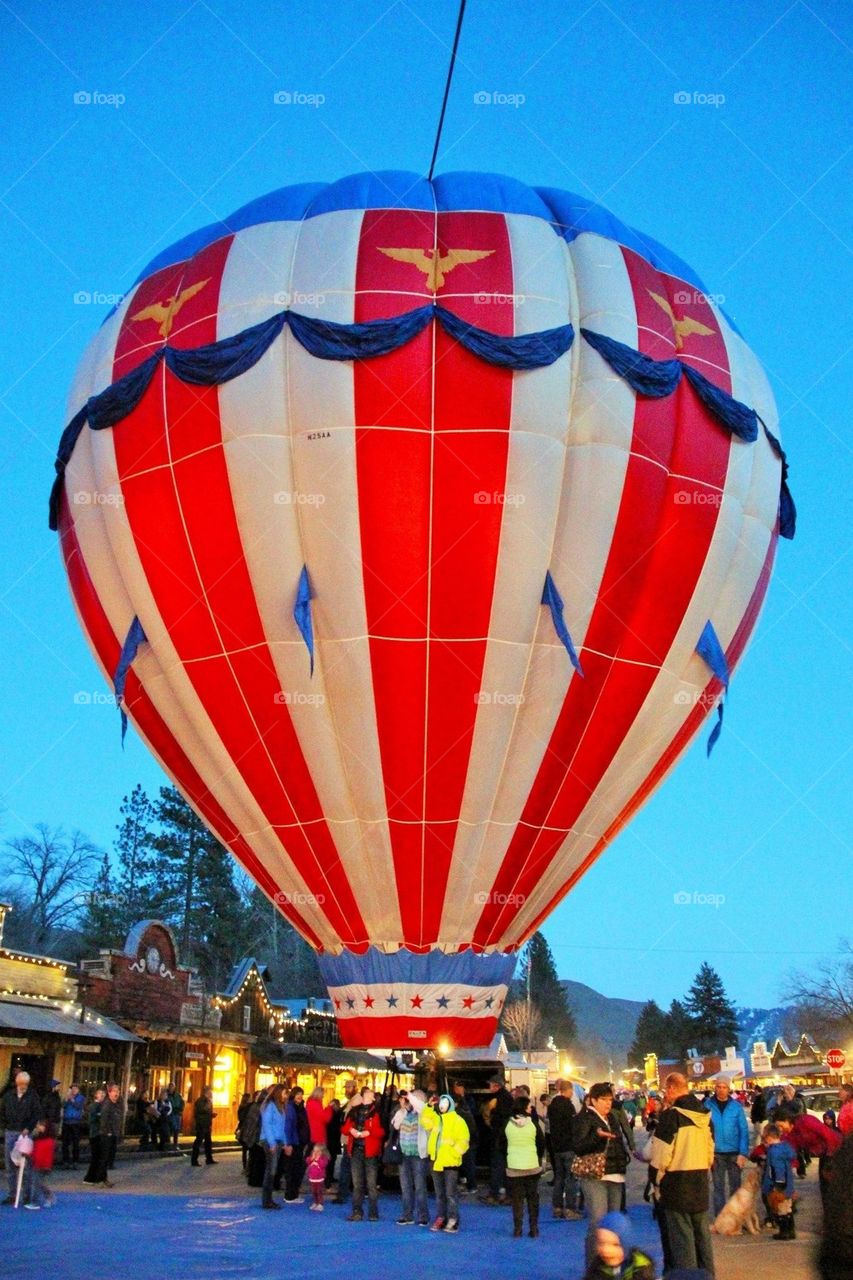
left=212, top=1050, right=236, bottom=1107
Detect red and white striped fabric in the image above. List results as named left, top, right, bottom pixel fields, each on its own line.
left=58, top=175, right=781, bottom=983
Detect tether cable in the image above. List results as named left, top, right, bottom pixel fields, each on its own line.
left=427, top=0, right=468, bottom=181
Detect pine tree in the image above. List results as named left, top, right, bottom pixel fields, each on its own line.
left=150, top=786, right=247, bottom=983
left=242, top=883, right=323, bottom=994
left=662, top=998, right=694, bottom=1059
left=627, top=999, right=670, bottom=1066
left=114, top=785, right=160, bottom=931
left=514, top=933, right=577, bottom=1049
left=78, top=851, right=125, bottom=951
left=683, top=962, right=739, bottom=1053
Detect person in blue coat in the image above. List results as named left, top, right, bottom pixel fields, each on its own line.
left=704, top=1078, right=749, bottom=1216
left=260, top=1085, right=287, bottom=1210
left=61, top=1084, right=86, bottom=1168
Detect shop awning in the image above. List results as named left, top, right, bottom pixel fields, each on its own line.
left=253, top=1041, right=406, bottom=1073
left=0, top=999, right=142, bottom=1043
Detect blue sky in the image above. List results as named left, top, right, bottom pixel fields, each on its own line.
left=0, top=0, right=850, bottom=1013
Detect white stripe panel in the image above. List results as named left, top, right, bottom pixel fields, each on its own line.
left=503, top=313, right=781, bottom=946
left=67, top=265, right=338, bottom=948
left=439, top=231, right=640, bottom=945
left=215, top=217, right=403, bottom=947
left=329, top=982, right=510, bottom=1020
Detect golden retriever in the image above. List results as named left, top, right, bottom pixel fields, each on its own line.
left=711, top=1165, right=761, bottom=1236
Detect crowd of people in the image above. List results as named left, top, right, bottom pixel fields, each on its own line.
left=3, top=1063, right=853, bottom=1278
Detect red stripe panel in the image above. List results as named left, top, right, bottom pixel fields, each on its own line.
left=519, top=530, right=779, bottom=943
left=354, top=210, right=514, bottom=947
left=474, top=252, right=734, bottom=947
left=109, top=238, right=368, bottom=948
left=58, top=493, right=323, bottom=950
left=336, top=1014, right=501, bottom=1050
left=422, top=212, right=514, bottom=941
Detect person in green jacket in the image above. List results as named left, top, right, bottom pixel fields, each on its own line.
left=583, top=1210, right=655, bottom=1279
left=499, top=1096, right=546, bottom=1238
left=411, top=1092, right=469, bottom=1233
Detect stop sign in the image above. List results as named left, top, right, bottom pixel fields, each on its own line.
left=826, top=1048, right=846, bottom=1070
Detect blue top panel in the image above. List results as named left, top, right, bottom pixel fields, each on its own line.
left=124, top=169, right=733, bottom=330
left=317, top=946, right=517, bottom=989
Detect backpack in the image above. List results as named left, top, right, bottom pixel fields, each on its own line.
left=240, top=1101, right=262, bottom=1149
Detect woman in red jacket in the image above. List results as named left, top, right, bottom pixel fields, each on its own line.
left=342, top=1088, right=385, bottom=1222
left=306, top=1087, right=332, bottom=1148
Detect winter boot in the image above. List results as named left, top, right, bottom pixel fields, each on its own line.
left=773, top=1214, right=795, bottom=1240
left=512, top=1197, right=524, bottom=1237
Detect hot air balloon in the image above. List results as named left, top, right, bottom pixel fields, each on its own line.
left=50, top=171, right=794, bottom=1049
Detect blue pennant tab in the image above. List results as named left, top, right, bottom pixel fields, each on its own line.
left=113, top=615, right=147, bottom=745
left=542, top=571, right=584, bottom=676
left=294, top=565, right=315, bottom=675
left=695, top=619, right=729, bottom=756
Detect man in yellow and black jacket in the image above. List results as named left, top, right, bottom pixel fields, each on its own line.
left=650, top=1072, right=716, bottom=1277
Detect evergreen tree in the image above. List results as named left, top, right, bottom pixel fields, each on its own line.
left=78, top=851, right=125, bottom=952
left=514, top=933, right=577, bottom=1049
left=241, top=883, right=323, bottom=994
left=662, top=998, right=694, bottom=1059
left=683, top=962, right=739, bottom=1053
left=627, top=999, right=670, bottom=1066
left=151, top=786, right=248, bottom=985
left=114, top=785, right=161, bottom=932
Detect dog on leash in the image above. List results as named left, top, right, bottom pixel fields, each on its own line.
left=711, top=1165, right=761, bottom=1235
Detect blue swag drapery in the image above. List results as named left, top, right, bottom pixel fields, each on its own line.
left=48, top=303, right=794, bottom=540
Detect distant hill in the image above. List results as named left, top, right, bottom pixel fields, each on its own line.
left=561, top=980, right=797, bottom=1067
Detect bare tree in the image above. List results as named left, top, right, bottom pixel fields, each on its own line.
left=784, top=940, right=853, bottom=1043
left=502, top=999, right=543, bottom=1054
left=1, top=824, right=100, bottom=951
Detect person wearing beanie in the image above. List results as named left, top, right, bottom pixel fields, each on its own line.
left=498, top=1095, right=546, bottom=1238
left=582, top=1210, right=655, bottom=1279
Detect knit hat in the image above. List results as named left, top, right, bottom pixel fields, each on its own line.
left=597, top=1211, right=633, bottom=1257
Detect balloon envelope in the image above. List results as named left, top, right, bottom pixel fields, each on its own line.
left=54, top=171, right=784, bottom=1048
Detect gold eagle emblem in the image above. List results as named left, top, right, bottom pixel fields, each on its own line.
left=377, top=246, right=495, bottom=291
left=648, top=290, right=714, bottom=350
left=131, top=278, right=211, bottom=338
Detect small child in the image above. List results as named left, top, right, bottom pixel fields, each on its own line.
left=761, top=1123, right=796, bottom=1240
left=306, top=1143, right=330, bottom=1210
left=25, top=1122, right=56, bottom=1210
left=583, top=1211, right=655, bottom=1279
